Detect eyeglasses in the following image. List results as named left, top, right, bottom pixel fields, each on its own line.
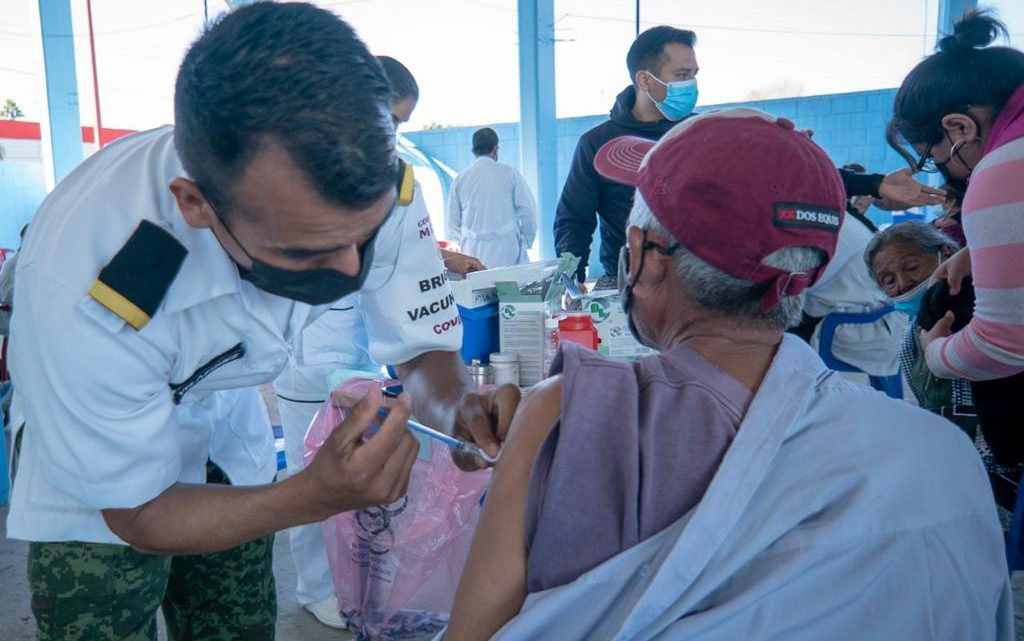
left=915, top=142, right=939, bottom=174
left=643, top=239, right=680, bottom=258
left=621, top=231, right=680, bottom=284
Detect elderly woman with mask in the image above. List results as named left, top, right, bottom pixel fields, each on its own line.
left=439, top=109, right=1009, bottom=641
left=864, top=222, right=968, bottom=423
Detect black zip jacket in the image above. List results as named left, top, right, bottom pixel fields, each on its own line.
left=554, top=86, right=678, bottom=281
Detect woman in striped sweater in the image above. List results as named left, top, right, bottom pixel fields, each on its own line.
left=890, top=10, right=1024, bottom=383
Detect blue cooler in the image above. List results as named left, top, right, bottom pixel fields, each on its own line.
left=458, top=303, right=499, bottom=364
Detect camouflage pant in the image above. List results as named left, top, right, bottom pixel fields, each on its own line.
left=26, top=463, right=276, bottom=641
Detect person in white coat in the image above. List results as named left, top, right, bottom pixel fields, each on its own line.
left=447, top=128, right=538, bottom=268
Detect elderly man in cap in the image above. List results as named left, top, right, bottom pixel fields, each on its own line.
left=441, top=108, right=1011, bottom=641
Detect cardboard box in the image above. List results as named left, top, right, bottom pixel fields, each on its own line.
left=579, top=293, right=658, bottom=360
left=496, top=281, right=547, bottom=386
left=449, top=260, right=561, bottom=309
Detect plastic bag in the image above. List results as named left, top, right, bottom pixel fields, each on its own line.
left=304, top=378, right=491, bottom=641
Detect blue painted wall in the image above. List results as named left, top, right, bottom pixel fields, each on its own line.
left=0, top=158, right=46, bottom=249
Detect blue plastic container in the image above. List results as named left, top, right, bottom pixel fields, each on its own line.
left=458, top=303, right=500, bottom=365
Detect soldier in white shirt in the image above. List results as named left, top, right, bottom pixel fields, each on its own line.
left=7, top=6, right=517, bottom=640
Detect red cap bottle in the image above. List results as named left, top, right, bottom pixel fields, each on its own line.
left=557, top=313, right=601, bottom=350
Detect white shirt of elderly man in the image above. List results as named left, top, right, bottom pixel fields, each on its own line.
left=447, top=127, right=538, bottom=268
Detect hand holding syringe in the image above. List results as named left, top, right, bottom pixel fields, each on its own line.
left=379, top=386, right=499, bottom=465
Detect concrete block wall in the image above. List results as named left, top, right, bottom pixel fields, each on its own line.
left=407, top=122, right=522, bottom=180
left=405, top=88, right=914, bottom=232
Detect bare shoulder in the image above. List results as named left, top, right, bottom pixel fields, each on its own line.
left=498, top=375, right=563, bottom=475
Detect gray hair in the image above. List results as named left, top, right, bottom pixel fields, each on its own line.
left=863, top=221, right=960, bottom=284
left=629, top=195, right=826, bottom=330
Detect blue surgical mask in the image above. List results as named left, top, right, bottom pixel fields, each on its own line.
left=891, top=279, right=930, bottom=317
left=646, top=75, right=698, bottom=121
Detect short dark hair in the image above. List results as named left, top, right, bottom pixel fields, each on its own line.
left=472, top=127, right=499, bottom=156
left=890, top=9, right=1024, bottom=147
left=626, top=25, right=697, bottom=85
left=841, top=163, right=866, bottom=174
left=377, top=56, right=419, bottom=103
left=174, top=2, right=396, bottom=215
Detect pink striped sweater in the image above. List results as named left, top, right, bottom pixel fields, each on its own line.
left=926, top=88, right=1024, bottom=381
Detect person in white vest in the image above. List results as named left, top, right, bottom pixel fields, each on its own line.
left=446, top=128, right=538, bottom=268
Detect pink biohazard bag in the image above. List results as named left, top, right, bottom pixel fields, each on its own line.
left=303, top=378, right=490, bottom=641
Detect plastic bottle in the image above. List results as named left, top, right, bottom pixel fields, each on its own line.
left=558, top=313, right=601, bottom=350
left=542, top=316, right=561, bottom=378
left=489, top=352, right=520, bottom=387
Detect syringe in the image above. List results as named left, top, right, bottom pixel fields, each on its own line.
left=375, top=408, right=499, bottom=464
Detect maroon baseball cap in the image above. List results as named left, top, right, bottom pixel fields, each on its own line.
left=595, top=107, right=846, bottom=310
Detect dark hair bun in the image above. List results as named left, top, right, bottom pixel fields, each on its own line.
left=937, top=9, right=1008, bottom=53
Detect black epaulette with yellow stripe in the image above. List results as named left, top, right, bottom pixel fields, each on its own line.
left=397, top=159, right=415, bottom=207
left=88, top=220, right=187, bottom=330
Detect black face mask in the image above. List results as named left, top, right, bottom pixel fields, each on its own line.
left=934, top=125, right=978, bottom=194
left=212, top=205, right=382, bottom=306
left=935, top=161, right=970, bottom=196
left=617, top=244, right=643, bottom=344
left=617, top=230, right=679, bottom=348
left=238, top=236, right=377, bottom=306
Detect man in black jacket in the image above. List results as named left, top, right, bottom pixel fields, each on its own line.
left=554, top=26, right=699, bottom=283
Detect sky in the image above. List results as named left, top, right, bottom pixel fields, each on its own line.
left=1, top=0, right=1023, bottom=133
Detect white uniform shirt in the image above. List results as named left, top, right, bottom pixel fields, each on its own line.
left=464, top=337, right=1011, bottom=641
left=446, top=156, right=537, bottom=268
left=803, top=216, right=906, bottom=376
left=275, top=183, right=461, bottom=400
left=6, top=127, right=460, bottom=544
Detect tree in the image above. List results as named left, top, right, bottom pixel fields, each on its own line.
left=1, top=99, right=24, bottom=120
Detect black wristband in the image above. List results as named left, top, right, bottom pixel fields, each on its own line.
left=869, top=173, right=885, bottom=199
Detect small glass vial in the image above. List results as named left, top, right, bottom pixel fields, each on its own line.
left=467, top=358, right=492, bottom=387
